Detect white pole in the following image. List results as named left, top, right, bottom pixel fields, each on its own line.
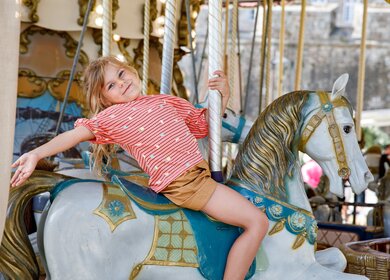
left=0, top=0, right=21, bottom=243
left=102, top=0, right=112, bottom=57
left=208, top=0, right=223, bottom=180
left=160, top=0, right=177, bottom=94
left=355, top=0, right=368, bottom=141
left=142, top=0, right=150, bottom=95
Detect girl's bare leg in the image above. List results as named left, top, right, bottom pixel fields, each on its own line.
left=202, top=183, right=269, bottom=280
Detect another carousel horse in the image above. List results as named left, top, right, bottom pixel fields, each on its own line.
left=0, top=74, right=373, bottom=279
left=367, top=170, right=390, bottom=235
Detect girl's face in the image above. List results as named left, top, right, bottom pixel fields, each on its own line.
left=102, top=63, right=141, bottom=105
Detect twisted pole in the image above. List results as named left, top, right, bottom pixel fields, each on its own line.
left=142, top=0, right=150, bottom=95
left=355, top=0, right=368, bottom=140
left=243, top=0, right=261, bottom=115
left=160, top=0, right=177, bottom=94
left=277, top=0, right=286, bottom=98
left=208, top=0, right=223, bottom=181
left=185, top=0, right=199, bottom=103
left=228, top=0, right=238, bottom=111
left=294, top=0, right=306, bottom=90
left=265, top=0, right=273, bottom=107
left=102, top=0, right=112, bottom=56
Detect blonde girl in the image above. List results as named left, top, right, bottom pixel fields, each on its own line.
left=11, top=56, right=268, bottom=280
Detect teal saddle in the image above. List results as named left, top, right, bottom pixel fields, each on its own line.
left=111, top=175, right=256, bottom=280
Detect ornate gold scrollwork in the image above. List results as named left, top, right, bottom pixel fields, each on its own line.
left=18, top=68, right=47, bottom=98
left=20, top=25, right=89, bottom=66
left=77, top=0, right=96, bottom=26
left=22, top=0, right=40, bottom=23
left=91, top=27, right=105, bottom=55
left=78, top=0, right=119, bottom=29
left=117, top=38, right=133, bottom=65
left=47, top=70, right=89, bottom=116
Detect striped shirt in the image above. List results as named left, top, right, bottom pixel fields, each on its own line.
left=74, top=95, right=208, bottom=192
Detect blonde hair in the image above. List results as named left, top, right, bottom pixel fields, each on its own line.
left=82, top=56, right=139, bottom=174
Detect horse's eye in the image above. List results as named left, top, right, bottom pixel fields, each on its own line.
left=343, top=125, right=352, bottom=134
left=223, top=113, right=227, bottom=119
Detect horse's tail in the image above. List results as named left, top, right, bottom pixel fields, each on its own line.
left=0, top=171, right=70, bottom=279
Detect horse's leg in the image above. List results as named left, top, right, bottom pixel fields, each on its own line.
left=202, top=184, right=269, bottom=280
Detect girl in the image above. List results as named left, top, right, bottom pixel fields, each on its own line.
left=11, top=56, right=268, bottom=280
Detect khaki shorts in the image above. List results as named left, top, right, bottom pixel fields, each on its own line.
left=161, top=160, right=218, bottom=211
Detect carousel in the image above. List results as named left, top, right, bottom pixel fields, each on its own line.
left=0, top=0, right=389, bottom=279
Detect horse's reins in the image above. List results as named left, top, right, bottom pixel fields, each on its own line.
left=299, top=91, right=351, bottom=180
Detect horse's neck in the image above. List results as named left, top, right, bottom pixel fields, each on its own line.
left=285, top=167, right=312, bottom=212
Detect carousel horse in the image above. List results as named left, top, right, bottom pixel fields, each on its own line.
left=0, top=74, right=373, bottom=280
left=367, top=170, right=390, bottom=236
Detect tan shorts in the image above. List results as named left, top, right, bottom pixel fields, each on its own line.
left=161, top=160, right=218, bottom=211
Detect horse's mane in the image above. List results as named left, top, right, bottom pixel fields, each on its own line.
left=232, top=91, right=311, bottom=200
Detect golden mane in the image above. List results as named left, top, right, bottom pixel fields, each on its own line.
left=232, top=91, right=311, bottom=200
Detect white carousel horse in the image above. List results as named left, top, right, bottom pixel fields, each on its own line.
left=0, top=74, right=373, bottom=280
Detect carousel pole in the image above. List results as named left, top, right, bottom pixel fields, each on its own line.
left=208, top=0, right=223, bottom=181
left=142, top=0, right=150, bottom=95
left=185, top=0, right=199, bottom=103
left=355, top=0, right=368, bottom=141
left=243, top=0, right=261, bottom=115
left=265, top=0, right=273, bottom=107
left=294, top=0, right=306, bottom=90
left=277, top=0, right=286, bottom=98
left=258, top=0, right=269, bottom=113
left=160, top=0, right=177, bottom=94
left=0, top=0, right=21, bottom=242
left=102, top=0, right=113, bottom=56
left=228, top=0, right=238, bottom=111
left=226, top=0, right=239, bottom=178
left=54, top=0, right=93, bottom=136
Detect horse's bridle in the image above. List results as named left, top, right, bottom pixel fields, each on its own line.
left=299, top=91, right=351, bottom=180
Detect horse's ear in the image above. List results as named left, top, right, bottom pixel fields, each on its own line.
left=331, top=73, right=349, bottom=100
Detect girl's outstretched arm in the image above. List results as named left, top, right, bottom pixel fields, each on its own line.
left=10, top=126, right=94, bottom=187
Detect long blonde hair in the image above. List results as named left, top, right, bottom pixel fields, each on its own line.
left=82, top=56, right=139, bottom=174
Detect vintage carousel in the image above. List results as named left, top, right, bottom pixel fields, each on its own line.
left=0, top=0, right=389, bottom=279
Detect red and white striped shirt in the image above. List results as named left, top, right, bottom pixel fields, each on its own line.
left=74, top=95, right=208, bottom=192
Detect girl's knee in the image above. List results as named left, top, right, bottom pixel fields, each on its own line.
left=244, top=209, right=269, bottom=234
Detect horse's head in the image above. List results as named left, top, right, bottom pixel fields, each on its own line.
left=197, top=101, right=252, bottom=144
left=299, top=74, right=374, bottom=197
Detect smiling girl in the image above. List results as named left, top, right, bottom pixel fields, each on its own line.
left=11, top=56, right=268, bottom=280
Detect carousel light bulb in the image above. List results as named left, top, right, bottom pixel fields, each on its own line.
left=191, top=30, right=196, bottom=38
left=156, top=27, right=165, bottom=37
left=156, top=16, right=165, bottom=25
left=95, top=4, right=103, bottom=15
left=113, top=34, right=121, bottom=41
left=192, top=11, right=198, bottom=18
left=95, top=17, right=103, bottom=27
left=116, top=54, right=125, bottom=62
left=160, top=0, right=167, bottom=3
